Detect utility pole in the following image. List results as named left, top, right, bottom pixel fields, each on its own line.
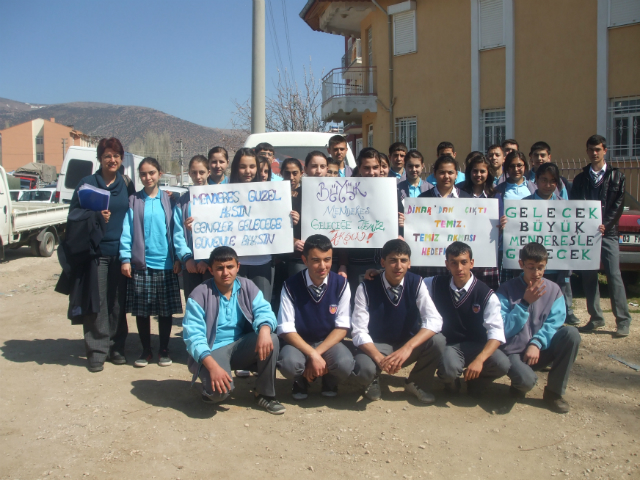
left=177, top=139, right=184, bottom=185
left=251, top=0, right=266, bottom=133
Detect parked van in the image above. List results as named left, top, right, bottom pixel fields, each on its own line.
left=243, top=132, right=356, bottom=175
left=56, top=146, right=144, bottom=203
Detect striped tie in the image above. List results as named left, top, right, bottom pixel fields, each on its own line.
left=452, top=288, right=465, bottom=303
left=309, top=284, right=325, bottom=300
left=388, top=285, right=402, bottom=303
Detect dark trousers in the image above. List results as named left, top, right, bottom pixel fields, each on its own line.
left=82, top=256, right=128, bottom=366
left=136, top=315, right=172, bottom=353
left=278, top=341, right=355, bottom=388
left=544, top=271, right=574, bottom=316
left=182, top=270, right=205, bottom=303
left=238, top=262, right=275, bottom=304
left=352, top=334, right=446, bottom=390
left=437, top=341, right=510, bottom=383
left=199, top=332, right=279, bottom=402
left=507, top=326, right=581, bottom=396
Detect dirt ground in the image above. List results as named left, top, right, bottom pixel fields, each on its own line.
left=0, top=248, right=639, bottom=480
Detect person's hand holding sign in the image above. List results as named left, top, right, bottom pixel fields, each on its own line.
left=598, top=224, right=605, bottom=234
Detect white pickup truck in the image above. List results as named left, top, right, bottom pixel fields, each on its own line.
left=0, top=166, right=68, bottom=259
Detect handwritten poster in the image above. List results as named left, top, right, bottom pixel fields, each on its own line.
left=502, top=200, right=602, bottom=269
left=404, top=198, right=500, bottom=267
left=190, top=182, right=294, bottom=260
left=301, top=177, right=399, bottom=248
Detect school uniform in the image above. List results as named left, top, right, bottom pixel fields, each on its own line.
left=339, top=165, right=353, bottom=178
left=120, top=189, right=182, bottom=355
left=207, top=175, right=229, bottom=185
left=497, top=275, right=581, bottom=396
left=525, top=170, right=570, bottom=199
left=183, top=277, right=278, bottom=402
left=423, top=274, right=510, bottom=385
left=351, top=272, right=446, bottom=390
left=388, top=168, right=406, bottom=183
left=493, top=172, right=507, bottom=186
left=276, top=270, right=355, bottom=388
left=173, top=192, right=205, bottom=301
left=397, top=179, right=433, bottom=201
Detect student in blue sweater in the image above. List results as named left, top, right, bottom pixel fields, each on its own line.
left=497, top=242, right=581, bottom=413
left=182, top=246, right=285, bottom=415
left=120, top=157, right=182, bottom=368
left=277, top=234, right=354, bottom=399
left=397, top=150, right=433, bottom=200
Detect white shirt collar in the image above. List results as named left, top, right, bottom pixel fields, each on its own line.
left=449, top=273, right=475, bottom=292
left=434, top=186, right=459, bottom=198
left=590, top=163, right=607, bottom=176
left=381, top=271, right=405, bottom=290
left=305, top=269, right=329, bottom=288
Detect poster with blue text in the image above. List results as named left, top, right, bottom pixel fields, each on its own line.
left=502, top=200, right=602, bottom=270
left=301, top=177, right=399, bottom=248
left=404, top=198, right=500, bottom=267
left=190, top=182, right=294, bottom=260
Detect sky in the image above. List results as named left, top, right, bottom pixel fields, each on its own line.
left=0, top=1, right=344, bottom=129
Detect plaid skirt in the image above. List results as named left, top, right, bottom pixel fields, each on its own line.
left=125, top=268, right=183, bottom=317
left=472, top=267, right=500, bottom=291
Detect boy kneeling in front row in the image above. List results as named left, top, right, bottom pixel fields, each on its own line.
left=182, top=246, right=285, bottom=415
left=352, top=239, right=445, bottom=404
left=277, top=234, right=355, bottom=399
left=497, top=242, right=581, bottom=413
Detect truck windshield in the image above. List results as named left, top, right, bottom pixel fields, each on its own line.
left=64, top=159, right=94, bottom=189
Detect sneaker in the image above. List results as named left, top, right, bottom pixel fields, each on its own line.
left=614, top=323, right=630, bottom=337
left=564, top=313, right=581, bottom=326
left=364, top=375, right=381, bottom=401
left=321, top=377, right=338, bottom=397
left=255, top=394, right=286, bottom=415
left=578, top=320, right=605, bottom=333
left=87, top=363, right=104, bottom=373
left=108, top=351, right=126, bottom=365
left=509, top=385, right=526, bottom=400
left=235, top=370, right=252, bottom=377
left=443, top=377, right=462, bottom=394
left=543, top=387, right=570, bottom=413
left=134, top=350, right=153, bottom=368
left=404, top=381, right=435, bottom=404
left=292, top=378, right=309, bottom=400
left=158, top=350, right=172, bottom=367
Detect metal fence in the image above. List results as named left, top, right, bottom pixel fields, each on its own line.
left=557, top=157, right=640, bottom=201
left=321, top=66, right=377, bottom=105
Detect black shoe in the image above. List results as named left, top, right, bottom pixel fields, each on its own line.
left=87, top=363, right=104, bottom=373
left=543, top=387, right=570, bottom=413
left=255, top=394, right=286, bottom=415
left=614, top=323, right=630, bottom=337
left=108, top=351, right=126, bottom=365
left=292, top=378, right=309, bottom=400
left=321, top=377, right=338, bottom=397
left=578, top=320, right=605, bottom=333
left=443, top=377, right=462, bottom=394
left=564, top=313, right=581, bottom=326
left=364, top=375, right=381, bottom=401
left=509, top=386, right=526, bottom=400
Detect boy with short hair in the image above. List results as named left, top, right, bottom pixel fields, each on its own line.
left=501, top=139, right=519, bottom=158
left=326, top=157, right=340, bottom=177
left=327, top=135, right=352, bottom=177
left=423, top=242, right=510, bottom=396
left=351, top=239, right=445, bottom=404
left=426, top=141, right=466, bottom=185
left=277, top=234, right=354, bottom=399
left=397, top=150, right=433, bottom=200
left=526, top=141, right=569, bottom=198
left=255, top=142, right=283, bottom=181
left=487, top=144, right=506, bottom=185
left=571, top=135, right=631, bottom=337
left=497, top=242, right=581, bottom=413
left=388, top=142, right=409, bottom=181
left=182, top=246, right=285, bottom=414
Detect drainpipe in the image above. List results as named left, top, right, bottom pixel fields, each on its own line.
left=371, top=0, right=394, bottom=146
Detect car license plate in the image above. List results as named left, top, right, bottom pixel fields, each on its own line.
left=619, top=234, right=640, bottom=245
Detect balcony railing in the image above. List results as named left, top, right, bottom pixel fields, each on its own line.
left=322, top=66, right=377, bottom=105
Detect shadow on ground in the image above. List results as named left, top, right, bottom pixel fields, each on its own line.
left=1, top=338, right=87, bottom=367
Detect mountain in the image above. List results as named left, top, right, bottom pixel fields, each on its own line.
left=0, top=98, right=247, bottom=155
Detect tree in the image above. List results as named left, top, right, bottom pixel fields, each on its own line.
left=232, top=65, right=326, bottom=132
left=128, top=130, right=176, bottom=174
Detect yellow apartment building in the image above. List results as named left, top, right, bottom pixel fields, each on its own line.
left=301, top=0, right=640, bottom=164
left=0, top=118, right=96, bottom=173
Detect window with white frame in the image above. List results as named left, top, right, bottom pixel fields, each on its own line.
left=482, top=109, right=506, bottom=151
left=35, top=136, right=43, bottom=145
left=479, top=0, right=504, bottom=50
left=395, top=117, right=417, bottom=149
left=36, top=153, right=44, bottom=163
left=609, top=0, right=640, bottom=27
left=393, top=11, right=416, bottom=56
left=368, top=124, right=374, bottom=148
left=608, top=97, right=640, bottom=158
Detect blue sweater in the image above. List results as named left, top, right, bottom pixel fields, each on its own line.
left=172, top=195, right=193, bottom=262
left=69, top=171, right=134, bottom=256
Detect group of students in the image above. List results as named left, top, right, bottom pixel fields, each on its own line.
left=64, top=132, right=629, bottom=415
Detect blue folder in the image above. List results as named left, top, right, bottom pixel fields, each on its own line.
left=78, top=185, right=110, bottom=211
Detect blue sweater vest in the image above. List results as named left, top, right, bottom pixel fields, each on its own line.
left=283, top=270, right=348, bottom=344
left=431, top=275, right=493, bottom=345
left=363, top=271, right=422, bottom=345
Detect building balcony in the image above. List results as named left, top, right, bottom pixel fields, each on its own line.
left=341, top=38, right=362, bottom=70
left=321, top=66, right=377, bottom=123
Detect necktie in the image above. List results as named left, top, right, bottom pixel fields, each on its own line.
left=309, top=284, right=325, bottom=300
left=452, top=288, right=465, bottom=303
left=388, top=285, right=402, bottom=303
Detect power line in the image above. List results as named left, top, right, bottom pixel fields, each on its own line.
left=280, top=0, right=296, bottom=82
left=266, top=0, right=286, bottom=79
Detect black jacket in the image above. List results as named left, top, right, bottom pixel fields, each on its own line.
left=418, top=186, right=472, bottom=198
left=570, top=164, right=625, bottom=237
left=55, top=209, right=106, bottom=323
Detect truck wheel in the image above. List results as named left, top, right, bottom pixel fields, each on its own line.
left=39, top=232, right=56, bottom=257
left=30, top=238, right=41, bottom=257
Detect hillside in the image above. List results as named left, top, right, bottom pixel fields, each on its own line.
left=0, top=98, right=247, bottom=156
